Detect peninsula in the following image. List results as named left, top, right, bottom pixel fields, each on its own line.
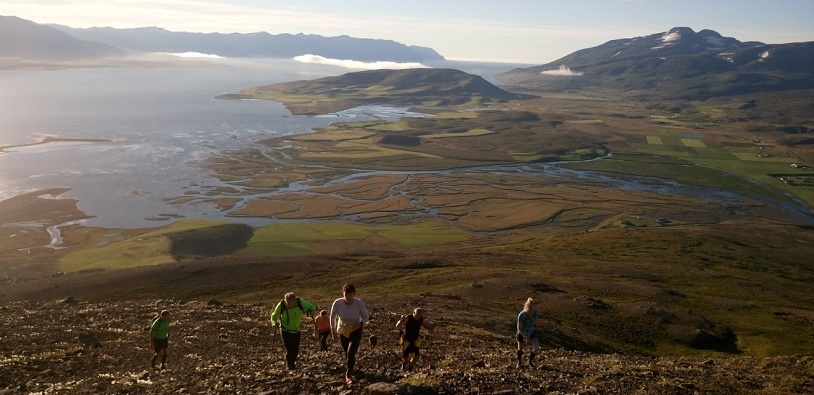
left=216, top=68, right=534, bottom=115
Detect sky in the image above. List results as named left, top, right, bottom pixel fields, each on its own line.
left=2, top=0, right=813, bottom=64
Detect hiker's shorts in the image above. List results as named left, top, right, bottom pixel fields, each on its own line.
left=152, top=338, right=168, bottom=352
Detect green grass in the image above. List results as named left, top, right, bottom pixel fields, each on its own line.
left=377, top=221, right=470, bottom=245
left=243, top=241, right=314, bottom=256
left=245, top=220, right=470, bottom=256
left=251, top=222, right=371, bottom=242
left=434, top=111, right=478, bottom=119
left=60, top=219, right=236, bottom=272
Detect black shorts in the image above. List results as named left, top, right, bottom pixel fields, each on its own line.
left=516, top=329, right=536, bottom=343
left=152, top=338, right=169, bottom=352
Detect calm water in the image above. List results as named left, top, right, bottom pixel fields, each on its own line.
left=0, top=58, right=529, bottom=228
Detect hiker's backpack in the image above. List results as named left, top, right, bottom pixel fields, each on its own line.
left=144, top=315, right=160, bottom=331
left=279, top=298, right=304, bottom=312
left=276, top=298, right=313, bottom=325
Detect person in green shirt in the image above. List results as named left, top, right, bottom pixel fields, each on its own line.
left=149, top=310, right=171, bottom=370
left=270, top=292, right=317, bottom=370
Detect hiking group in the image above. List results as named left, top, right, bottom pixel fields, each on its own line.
left=267, top=283, right=372, bottom=383
left=269, top=283, right=434, bottom=384
left=148, top=286, right=539, bottom=381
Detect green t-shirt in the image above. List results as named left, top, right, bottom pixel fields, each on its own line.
left=270, top=298, right=317, bottom=333
left=151, top=318, right=170, bottom=340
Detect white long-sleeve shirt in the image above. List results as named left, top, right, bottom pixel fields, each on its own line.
left=330, top=297, right=369, bottom=336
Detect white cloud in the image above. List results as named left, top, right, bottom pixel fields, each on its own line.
left=540, top=65, right=583, bottom=76
left=293, top=54, right=428, bottom=70
left=165, top=52, right=223, bottom=58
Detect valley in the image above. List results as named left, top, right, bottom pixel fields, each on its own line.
left=2, top=76, right=812, bottom=363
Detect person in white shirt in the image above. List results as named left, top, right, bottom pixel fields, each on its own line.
left=330, top=283, right=369, bottom=383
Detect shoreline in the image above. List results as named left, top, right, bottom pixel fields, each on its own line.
left=0, top=137, right=112, bottom=154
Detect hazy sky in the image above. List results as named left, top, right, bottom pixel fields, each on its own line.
left=2, top=0, right=813, bottom=64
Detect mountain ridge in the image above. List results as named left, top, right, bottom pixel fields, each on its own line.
left=0, top=15, right=123, bottom=60
left=0, top=14, right=444, bottom=63
left=498, top=27, right=814, bottom=100
left=48, top=23, right=445, bottom=62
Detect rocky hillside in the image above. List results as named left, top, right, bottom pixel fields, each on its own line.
left=2, top=298, right=811, bottom=394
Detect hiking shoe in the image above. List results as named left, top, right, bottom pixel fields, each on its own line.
left=516, top=361, right=525, bottom=369
left=344, top=373, right=355, bottom=383
left=400, top=363, right=407, bottom=371
left=527, top=360, right=536, bottom=369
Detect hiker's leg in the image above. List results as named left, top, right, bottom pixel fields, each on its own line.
left=528, top=335, right=539, bottom=367
left=282, top=331, right=299, bottom=369
left=319, top=332, right=329, bottom=352
left=346, top=328, right=363, bottom=374
left=291, top=331, right=301, bottom=367
left=401, top=340, right=413, bottom=363
left=410, top=348, right=420, bottom=368
left=340, top=334, right=351, bottom=358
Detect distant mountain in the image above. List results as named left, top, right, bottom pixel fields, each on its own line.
left=0, top=15, right=123, bottom=59
left=49, top=25, right=445, bottom=62
left=499, top=27, right=814, bottom=100
left=220, top=68, right=532, bottom=114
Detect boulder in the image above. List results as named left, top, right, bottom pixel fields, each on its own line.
left=77, top=332, right=102, bottom=348
left=365, top=382, right=401, bottom=395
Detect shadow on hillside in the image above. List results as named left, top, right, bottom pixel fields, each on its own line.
left=168, top=224, right=254, bottom=259
left=538, top=327, right=616, bottom=353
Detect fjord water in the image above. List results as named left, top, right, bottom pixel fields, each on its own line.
left=0, top=58, right=527, bottom=228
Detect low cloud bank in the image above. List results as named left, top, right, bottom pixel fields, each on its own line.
left=165, top=52, right=224, bottom=58
left=540, top=65, right=584, bottom=76
left=294, top=54, right=428, bottom=70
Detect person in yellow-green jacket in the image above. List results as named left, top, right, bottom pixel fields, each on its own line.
left=271, top=292, right=317, bottom=370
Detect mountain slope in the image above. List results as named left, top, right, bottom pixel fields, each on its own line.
left=220, top=68, right=533, bottom=114
left=499, top=27, right=814, bottom=100
left=1, top=299, right=811, bottom=394
left=49, top=25, right=445, bottom=62
left=0, top=15, right=123, bottom=59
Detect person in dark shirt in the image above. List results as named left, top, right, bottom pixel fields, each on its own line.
left=396, top=307, right=433, bottom=371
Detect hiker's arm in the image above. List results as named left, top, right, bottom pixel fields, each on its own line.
left=329, top=300, right=339, bottom=340
left=359, top=301, right=370, bottom=326
left=395, top=314, right=407, bottom=329
left=304, top=299, right=317, bottom=318
left=270, top=303, right=282, bottom=328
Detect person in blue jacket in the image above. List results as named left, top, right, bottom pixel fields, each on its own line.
left=516, top=297, right=540, bottom=368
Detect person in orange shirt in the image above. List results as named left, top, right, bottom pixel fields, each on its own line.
left=314, top=310, right=332, bottom=353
